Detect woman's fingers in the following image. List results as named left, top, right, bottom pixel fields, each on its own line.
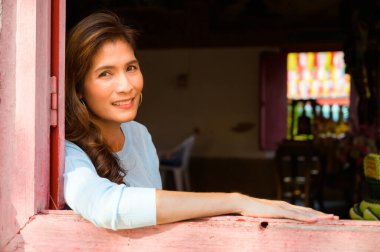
left=242, top=199, right=338, bottom=222
left=294, top=206, right=339, bottom=220
left=282, top=203, right=338, bottom=221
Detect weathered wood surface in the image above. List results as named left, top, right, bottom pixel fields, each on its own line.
left=3, top=211, right=380, bottom=252
left=0, top=0, right=52, bottom=248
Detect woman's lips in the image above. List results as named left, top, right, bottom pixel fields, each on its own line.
left=112, top=98, right=134, bottom=108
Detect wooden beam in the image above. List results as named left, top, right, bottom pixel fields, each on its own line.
left=0, top=0, right=51, bottom=248
left=4, top=212, right=380, bottom=251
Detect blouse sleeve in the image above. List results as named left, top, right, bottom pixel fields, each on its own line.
left=64, top=141, right=157, bottom=230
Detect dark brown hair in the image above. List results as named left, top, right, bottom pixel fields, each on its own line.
left=65, top=11, right=137, bottom=184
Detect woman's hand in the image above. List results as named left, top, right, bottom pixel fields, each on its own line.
left=236, top=194, right=338, bottom=222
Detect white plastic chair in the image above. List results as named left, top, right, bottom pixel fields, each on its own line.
left=159, top=134, right=196, bottom=191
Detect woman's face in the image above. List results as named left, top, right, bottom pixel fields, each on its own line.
left=82, top=39, right=143, bottom=128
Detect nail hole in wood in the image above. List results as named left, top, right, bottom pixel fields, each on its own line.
left=260, top=221, right=269, bottom=229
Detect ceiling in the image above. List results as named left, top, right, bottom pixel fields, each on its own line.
left=66, top=0, right=376, bottom=49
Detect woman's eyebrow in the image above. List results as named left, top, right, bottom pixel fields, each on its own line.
left=94, top=65, right=115, bottom=72
left=94, top=59, right=139, bottom=72
left=127, top=59, right=139, bottom=65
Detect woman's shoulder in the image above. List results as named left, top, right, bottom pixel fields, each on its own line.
left=65, top=139, right=82, bottom=150
left=65, top=140, right=87, bottom=158
left=64, top=140, right=97, bottom=173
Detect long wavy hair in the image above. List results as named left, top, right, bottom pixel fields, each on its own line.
left=65, top=12, right=138, bottom=184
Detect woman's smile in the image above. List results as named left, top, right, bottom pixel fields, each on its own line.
left=112, top=97, right=135, bottom=108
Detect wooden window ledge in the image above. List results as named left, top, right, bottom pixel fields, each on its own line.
left=4, top=210, right=380, bottom=251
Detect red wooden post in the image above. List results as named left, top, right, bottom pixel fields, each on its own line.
left=49, top=0, right=66, bottom=210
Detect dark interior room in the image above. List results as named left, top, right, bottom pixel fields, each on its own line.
left=66, top=0, right=380, bottom=219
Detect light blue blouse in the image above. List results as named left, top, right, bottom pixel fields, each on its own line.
left=64, top=121, right=162, bottom=230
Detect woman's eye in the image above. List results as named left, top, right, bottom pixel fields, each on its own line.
left=99, top=71, right=111, bottom=78
left=126, top=65, right=138, bottom=71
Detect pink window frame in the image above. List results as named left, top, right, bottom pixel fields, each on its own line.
left=0, top=0, right=65, bottom=247
left=2, top=2, right=380, bottom=251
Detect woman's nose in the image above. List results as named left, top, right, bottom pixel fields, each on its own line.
left=116, top=73, right=133, bottom=93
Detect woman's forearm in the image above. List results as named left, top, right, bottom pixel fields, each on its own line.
left=156, top=190, right=337, bottom=225
left=156, top=190, right=242, bottom=224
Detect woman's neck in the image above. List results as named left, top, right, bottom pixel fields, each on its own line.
left=94, top=120, right=125, bottom=152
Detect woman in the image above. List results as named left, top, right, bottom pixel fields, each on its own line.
left=64, top=11, right=336, bottom=230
